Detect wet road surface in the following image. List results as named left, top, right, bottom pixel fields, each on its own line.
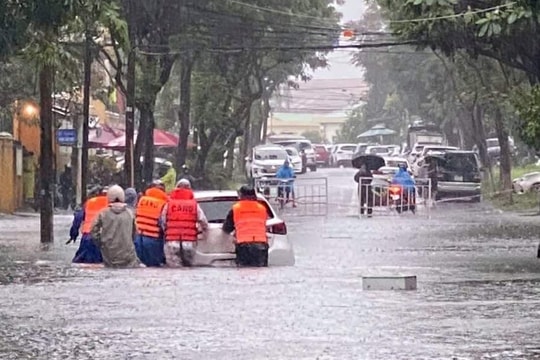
left=1, top=168, right=540, bottom=359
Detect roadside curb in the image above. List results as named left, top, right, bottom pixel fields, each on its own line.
left=0, top=212, right=40, bottom=219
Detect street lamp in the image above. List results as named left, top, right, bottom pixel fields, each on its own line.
left=22, top=103, right=39, bottom=119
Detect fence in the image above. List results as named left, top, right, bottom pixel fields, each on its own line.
left=254, top=177, right=328, bottom=216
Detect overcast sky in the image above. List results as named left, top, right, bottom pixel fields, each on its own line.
left=311, top=0, right=365, bottom=80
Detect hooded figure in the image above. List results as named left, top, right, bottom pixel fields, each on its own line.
left=391, top=165, right=416, bottom=191
left=125, top=188, right=138, bottom=210
left=160, top=161, right=177, bottom=194
left=90, top=185, right=141, bottom=268
left=275, top=160, right=296, bottom=206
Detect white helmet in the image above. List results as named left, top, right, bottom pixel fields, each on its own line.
left=107, top=185, right=125, bottom=203
left=176, top=178, right=191, bottom=189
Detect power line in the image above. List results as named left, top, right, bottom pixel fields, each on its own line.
left=138, top=40, right=419, bottom=56
left=227, top=0, right=516, bottom=25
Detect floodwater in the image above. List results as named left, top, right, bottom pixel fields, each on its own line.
left=1, top=168, right=540, bottom=359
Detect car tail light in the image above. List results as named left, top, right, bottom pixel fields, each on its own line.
left=268, top=222, right=287, bottom=235
left=388, top=185, right=402, bottom=194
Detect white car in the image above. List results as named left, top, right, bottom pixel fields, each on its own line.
left=513, top=172, right=540, bottom=193
left=192, top=191, right=295, bottom=266
left=383, top=156, right=409, bottom=169
left=246, top=145, right=289, bottom=179
left=284, top=146, right=303, bottom=174
left=330, top=143, right=357, bottom=167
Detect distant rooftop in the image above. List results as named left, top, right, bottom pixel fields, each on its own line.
left=271, top=78, right=368, bottom=115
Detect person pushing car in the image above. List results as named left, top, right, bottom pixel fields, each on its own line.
left=222, top=185, right=269, bottom=267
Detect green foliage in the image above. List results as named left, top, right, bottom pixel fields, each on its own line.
left=513, top=85, right=540, bottom=150
left=334, top=108, right=365, bottom=143
left=301, top=130, right=324, bottom=143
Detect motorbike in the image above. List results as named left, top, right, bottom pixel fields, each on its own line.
left=388, top=184, right=416, bottom=214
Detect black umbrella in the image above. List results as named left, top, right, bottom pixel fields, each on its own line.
left=351, top=153, right=385, bottom=170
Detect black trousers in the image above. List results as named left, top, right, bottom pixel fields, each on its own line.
left=235, top=243, right=269, bottom=267
left=359, top=184, right=373, bottom=215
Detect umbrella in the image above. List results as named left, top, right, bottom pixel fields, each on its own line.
left=104, top=129, right=187, bottom=148
left=352, top=153, right=385, bottom=170
left=357, top=124, right=396, bottom=139
left=88, top=125, right=124, bottom=148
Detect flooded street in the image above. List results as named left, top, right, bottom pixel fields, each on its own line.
left=2, top=168, right=540, bottom=359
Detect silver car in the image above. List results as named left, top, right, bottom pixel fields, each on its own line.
left=513, top=172, right=540, bottom=193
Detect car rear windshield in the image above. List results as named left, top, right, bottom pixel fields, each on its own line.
left=341, top=145, right=356, bottom=152
left=254, top=149, right=287, bottom=160
left=386, top=159, right=408, bottom=167
left=444, top=153, right=479, bottom=172
left=486, top=139, right=499, bottom=148
left=285, top=148, right=299, bottom=156
left=197, top=198, right=274, bottom=223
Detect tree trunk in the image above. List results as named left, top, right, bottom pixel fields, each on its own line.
left=225, top=135, right=236, bottom=179
left=39, top=65, right=54, bottom=243
left=142, top=110, right=155, bottom=187
left=81, top=30, right=92, bottom=203
left=494, top=107, right=512, bottom=197
left=134, top=105, right=147, bottom=190
left=176, top=57, right=193, bottom=170
left=261, top=96, right=270, bottom=143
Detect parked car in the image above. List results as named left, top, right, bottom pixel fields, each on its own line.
left=425, top=150, right=482, bottom=202
left=354, top=143, right=371, bottom=155
left=313, top=144, right=330, bottom=167
left=330, top=143, right=357, bottom=167
left=513, top=172, right=540, bottom=193
left=245, top=144, right=289, bottom=179
left=284, top=146, right=303, bottom=174
left=271, top=139, right=317, bottom=172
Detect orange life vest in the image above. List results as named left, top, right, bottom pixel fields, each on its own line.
left=135, top=188, right=167, bottom=238
left=232, top=200, right=268, bottom=244
left=165, top=188, right=198, bottom=241
left=81, top=195, right=109, bottom=234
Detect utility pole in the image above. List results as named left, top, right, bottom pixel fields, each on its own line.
left=81, top=27, right=92, bottom=204
left=39, top=65, right=54, bottom=243
left=124, top=0, right=136, bottom=188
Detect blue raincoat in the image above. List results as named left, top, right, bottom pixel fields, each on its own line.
left=275, top=163, right=295, bottom=192
left=70, top=209, right=103, bottom=264
left=391, top=167, right=416, bottom=193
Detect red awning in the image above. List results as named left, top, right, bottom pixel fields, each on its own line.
left=88, top=125, right=124, bottom=148
left=103, top=129, right=194, bottom=149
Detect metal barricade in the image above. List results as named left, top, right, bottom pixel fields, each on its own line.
left=254, top=177, right=328, bottom=216
left=357, top=177, right=432, bottom=217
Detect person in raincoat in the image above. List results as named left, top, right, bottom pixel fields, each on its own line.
left=90, top=185, right=141, bottom=268
left=160, top=161, right=177, bottom=194
left=134, top=183, right=168, bottom=267
left=391, top=164, right=416, bottom=201
left=68, top=187, right=108, bottom=264
left=275, top=160, right=296, bottom=207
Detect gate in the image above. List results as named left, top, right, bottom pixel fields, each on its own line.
left=357, top=178, right=433, bottom=217
left=254, top=177, right=328, bottom=216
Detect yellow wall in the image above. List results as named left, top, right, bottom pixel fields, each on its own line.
left=0, top=137, right=15, bottom=213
